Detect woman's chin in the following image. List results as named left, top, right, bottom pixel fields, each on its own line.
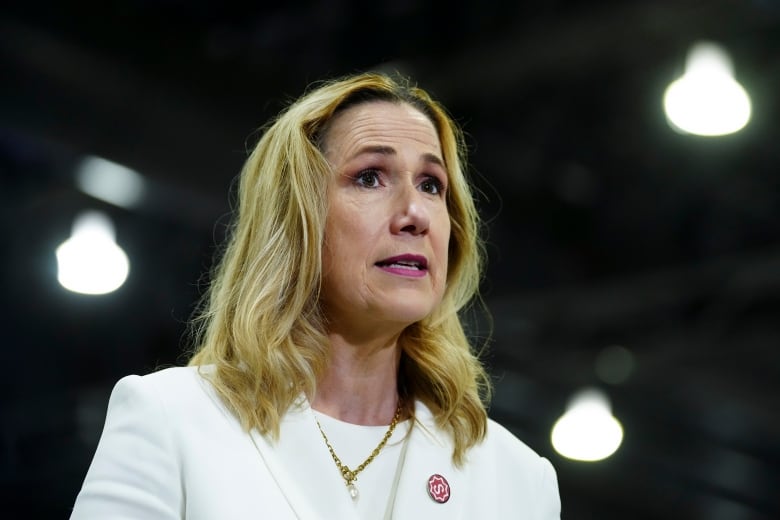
left=381, top=305, right=437, bottom=329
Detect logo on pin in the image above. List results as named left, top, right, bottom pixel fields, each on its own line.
left=427, top=474, right=451, bottom=503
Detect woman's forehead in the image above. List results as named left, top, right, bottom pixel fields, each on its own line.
left=322, top=101, right=442, bottom=161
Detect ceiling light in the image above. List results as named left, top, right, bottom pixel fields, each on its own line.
left=551, top=387, right=623, bottom=462
left=663, top=41, right=751, bottom=136
left=76, top=156, right=146, bottom=209
left=56, top=211, right=130, bottom=295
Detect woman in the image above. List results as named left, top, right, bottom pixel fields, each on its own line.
left=71, top=73, right=561, bottom=519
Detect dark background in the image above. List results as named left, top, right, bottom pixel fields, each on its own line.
left=2, top=1, right=779, bottom=518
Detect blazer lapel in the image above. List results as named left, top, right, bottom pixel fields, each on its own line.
left=390, top=401, right=467, bottom=520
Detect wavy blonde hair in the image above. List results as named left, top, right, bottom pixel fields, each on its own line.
left=188, top=72, right=490, bottom=464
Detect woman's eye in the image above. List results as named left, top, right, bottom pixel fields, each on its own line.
left=355, top=169, right=381, bottom=188
left=420, top=177, right=444, bottom=195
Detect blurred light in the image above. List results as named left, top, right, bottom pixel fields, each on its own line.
left=595, top=345, right=635, bottom=385
left=551, top=387, right=623, bottom=462
left=554, top=162, right=598, bottom=207
left=76, top=156, right=146, bottom=209
left=56, top=211, right=130, bottom=295
left=663, top=41, right=751, bottom=136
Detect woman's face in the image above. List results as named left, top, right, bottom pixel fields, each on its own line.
left=320, top=101, right=451, bottom=337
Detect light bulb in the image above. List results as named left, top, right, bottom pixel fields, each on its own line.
left=56, top=211, right=130, bottom=295
left=663, top=42, right=751, bottom=136
left=551, top=387, right=623, bottom=462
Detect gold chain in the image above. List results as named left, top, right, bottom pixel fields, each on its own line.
left=315, top=401, right=403, bottom=491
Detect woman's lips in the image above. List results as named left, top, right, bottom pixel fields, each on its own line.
left=375, top=254, right=428, bottom=278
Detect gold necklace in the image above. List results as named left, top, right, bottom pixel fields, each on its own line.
left=314, top=401, right=403, bottom=500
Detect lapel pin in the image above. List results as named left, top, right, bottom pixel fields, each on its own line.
left=427, top=474, right=451, bottom=503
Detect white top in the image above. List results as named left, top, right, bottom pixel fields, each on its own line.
left=71, top=366, right=561, bottom=519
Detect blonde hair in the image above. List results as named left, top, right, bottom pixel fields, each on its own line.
left=188, top=72, right=490, bottom=465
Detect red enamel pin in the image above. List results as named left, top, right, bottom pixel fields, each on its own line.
left=427, top=474, right=451, bottom=503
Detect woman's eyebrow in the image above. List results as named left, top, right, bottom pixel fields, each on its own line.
left=349, top=145, right=445, bottom=169
left=421, top=152, right=445, bottom=169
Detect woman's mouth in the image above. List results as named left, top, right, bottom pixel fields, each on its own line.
left=375, top=254, right=428, bottom=277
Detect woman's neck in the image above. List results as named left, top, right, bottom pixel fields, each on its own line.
left=311, top=331, right=402, bottom=426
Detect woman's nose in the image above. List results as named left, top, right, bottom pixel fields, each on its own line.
left=390, top=181, right=430, bottom=236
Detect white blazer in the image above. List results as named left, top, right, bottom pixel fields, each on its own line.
left=71, top=367, right=560, bottom=519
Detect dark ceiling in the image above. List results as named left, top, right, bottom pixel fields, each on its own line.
left=2, top=1, right=779, bottom=518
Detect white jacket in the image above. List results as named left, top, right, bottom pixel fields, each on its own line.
left=71, top=367, right=561, bottom=519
